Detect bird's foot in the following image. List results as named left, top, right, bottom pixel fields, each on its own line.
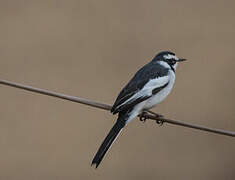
left=147, top=111, right=164, bottom=126
left=139, top=111, right=148, bottom=123
left=156, top=119, right=164, bottom=126
left=139, top=111, right=164, bottom=125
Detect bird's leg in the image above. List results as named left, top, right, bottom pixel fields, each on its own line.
left=139, top=111, right=148, bottom=123
left=148, top=111, right=164, bottom=118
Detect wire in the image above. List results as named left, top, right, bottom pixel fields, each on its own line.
left=0, top=79, right=234, bottom=137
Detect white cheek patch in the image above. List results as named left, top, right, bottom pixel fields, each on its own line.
left=163, top=54, right=179, bottom=60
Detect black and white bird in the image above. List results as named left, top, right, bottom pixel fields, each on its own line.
left=91, top=51, right=186, bottom=168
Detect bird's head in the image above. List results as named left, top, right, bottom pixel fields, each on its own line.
left=152, top=51, right=186, bottom=71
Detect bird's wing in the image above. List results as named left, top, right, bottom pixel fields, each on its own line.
left=111, top=62, right=169, bottom=114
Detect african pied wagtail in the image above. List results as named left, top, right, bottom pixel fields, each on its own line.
left=92, top=51, right=186, bottom=168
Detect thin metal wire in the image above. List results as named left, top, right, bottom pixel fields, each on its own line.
left=1, top=79, right=235, bottom=137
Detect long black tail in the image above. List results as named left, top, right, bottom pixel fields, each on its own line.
left=91, top=117, right=125, bottom=168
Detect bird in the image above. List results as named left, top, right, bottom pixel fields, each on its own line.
left=91, top=51, right=186, bottom=168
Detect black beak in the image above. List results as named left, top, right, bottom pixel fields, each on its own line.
left=177, top=58, right=187, bottom=62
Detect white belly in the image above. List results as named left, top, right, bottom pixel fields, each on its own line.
left=125, top=71, right=175, bottom=124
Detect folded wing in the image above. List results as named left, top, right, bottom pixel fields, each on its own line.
left=111, top=62, right=170, bottom=114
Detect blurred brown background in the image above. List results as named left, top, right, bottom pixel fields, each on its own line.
left=0, top=0, right=235, bottom=179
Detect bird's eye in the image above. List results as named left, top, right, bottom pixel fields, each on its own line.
left=171, top=60, right=176, bottom=65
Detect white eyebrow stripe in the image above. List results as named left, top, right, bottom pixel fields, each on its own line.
left=163, top=54, right=179, bottom=60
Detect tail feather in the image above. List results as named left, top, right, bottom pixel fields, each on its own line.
left=91, top=118, right=125, bottom=168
